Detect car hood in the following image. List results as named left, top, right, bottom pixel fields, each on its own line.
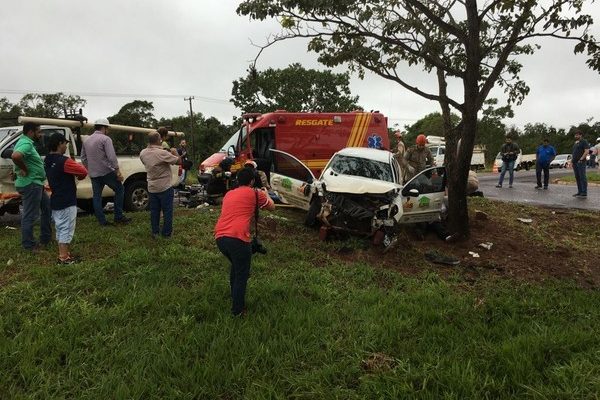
left=200, top=152, right=226, bottom=168
left=320, top=172, right=400, bottom=194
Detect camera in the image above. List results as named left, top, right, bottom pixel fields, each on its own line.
left=251, top=236, right=267, bottom=255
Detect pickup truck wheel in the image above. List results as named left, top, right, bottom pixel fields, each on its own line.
left=124, top=180, right=149, bottom=212
left=304, top=197, right=322, bottom=227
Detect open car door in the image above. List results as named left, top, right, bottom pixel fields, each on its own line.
left=269, top=149, right=316, bottom=211
left=398, top=166, right=447, bottom=224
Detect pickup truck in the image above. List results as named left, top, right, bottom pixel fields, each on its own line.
left=426, top=136, right=486, bottom=171
left=0, top=118, right=183, bottom=216
left=269, top=147, right=447, bottom=248
left=493, top=151, right=536, bottom=172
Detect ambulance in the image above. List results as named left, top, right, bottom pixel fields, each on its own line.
left=198, top=111, right=390, bottom=182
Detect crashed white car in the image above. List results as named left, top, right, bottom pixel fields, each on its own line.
left=269, top=148, right=447, bottom=246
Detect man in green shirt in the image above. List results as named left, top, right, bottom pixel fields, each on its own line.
left=11, top=122, right=52, bottom=250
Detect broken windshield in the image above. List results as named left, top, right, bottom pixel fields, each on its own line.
left=329, top=154, right=393, bottom=182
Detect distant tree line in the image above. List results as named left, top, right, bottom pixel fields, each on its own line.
left=0, top=95, right=234, bottom=166
left=2, top=68, right=598, bottom=169
left=395, top=102, right=600, bottom=165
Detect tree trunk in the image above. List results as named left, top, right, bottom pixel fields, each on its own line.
left=445, top=0, right=481, bottom=239
left=445, top=116, right=477, bottom=239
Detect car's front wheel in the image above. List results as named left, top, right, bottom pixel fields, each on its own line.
left=124, top=180, right=149, bottom=211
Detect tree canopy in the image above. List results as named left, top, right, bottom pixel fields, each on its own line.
left=158, top=114, right=234, bottom=163
left=108, top=100, right=157, bottom=128
left=19, top=92, right=86, bottom=118
left=0, top=97, right=22, bottom=127
left=237, top=0, right=600, bottom=237
left=231, top=63, right=360, bottom=113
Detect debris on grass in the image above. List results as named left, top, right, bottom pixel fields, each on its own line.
left=469, top=251, right=480, bottom=258
left=4, top=226, right=16, bottom=230
left=265, top=214, right=289, bottom=222
left=425, top=250, right=460, bottom=266
left=6, top=258, right=13, bottom=266
left=517, top=218, right=533, bottom=224
left=478, top=242, right=493, bottom=250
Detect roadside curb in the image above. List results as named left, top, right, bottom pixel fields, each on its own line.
left=553, top=179, right=600, bottom=187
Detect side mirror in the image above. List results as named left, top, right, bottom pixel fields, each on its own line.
left=408, top=188, right=420, bottom=197
left=227, top=145, right=236, bottom=158
left=1, top=149, right=13, bottom=159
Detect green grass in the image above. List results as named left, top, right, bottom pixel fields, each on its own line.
left=559, top=171, right=600, bottom=183
left=1, top=208, right=600, bottom=399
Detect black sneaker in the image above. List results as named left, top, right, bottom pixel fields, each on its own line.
left=535, top=186, right=542, bottom=190
left=572, top=193, right=581, bottom=197
left=578, top=194, right=587, bottom=198
left=495, top=184, right=502, bottom=188
left=115, top=216, right=132, bottom=225
left=543, top=186, right=548, bottom=190
left=100, top=221, right=114, bottom=227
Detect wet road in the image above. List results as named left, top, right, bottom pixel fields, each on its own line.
left=478, top=168, right=600, bottom=211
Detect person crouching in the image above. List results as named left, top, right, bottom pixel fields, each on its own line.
left=214, top=168, right=275, bottom=317
left=44, top=133, right=88, bottom=264
left=139, top=131, right=181, bottom=238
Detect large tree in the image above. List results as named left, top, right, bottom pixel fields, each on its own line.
left=19, top=92, right=86, bottom=118
left=237, top=0, right=599, bottom=238
left=108, top=100, right=157, bottom=127
left=231, top=62, right=360, bottom=113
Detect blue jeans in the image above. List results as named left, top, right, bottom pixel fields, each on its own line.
left=216, top=237, right=252, bottom=315
left=573, top=161, right=588, bottom=195
left=17, top=183, right=52, bottom=249
left=149, top=187, right=174, bottom=237
left=91, top=172, right=125, bottom=224
left=498, top=160, right=515, bottom=186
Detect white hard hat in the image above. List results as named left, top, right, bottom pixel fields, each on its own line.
left=596, top=137, right=600, bottom=142
left=94, top=117, right=110, bottom=126
left=244, top=160, right=258, bottom=168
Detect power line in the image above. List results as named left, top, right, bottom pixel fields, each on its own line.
left=0, top=89, right=231, bottom=105
left=0, top=88, right=422, bottom=122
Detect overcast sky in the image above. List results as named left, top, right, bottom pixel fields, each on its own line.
left=1, top=0, right=599, bottom=131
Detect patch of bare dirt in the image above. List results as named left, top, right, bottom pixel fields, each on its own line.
left=264, top=205, right=600, bottom=289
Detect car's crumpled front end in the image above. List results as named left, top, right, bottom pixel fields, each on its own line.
left=315, top=187, right=401, bottom=237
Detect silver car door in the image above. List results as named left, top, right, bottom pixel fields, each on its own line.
left=397, top=166, right=447, bottom=224
left=269, top=149, right=316, bottom=211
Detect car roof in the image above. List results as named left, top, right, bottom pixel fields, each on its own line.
left=334, top=147, right=392, bottom=163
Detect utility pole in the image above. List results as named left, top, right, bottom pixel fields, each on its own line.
left=184, top=96, right=195, bottom=161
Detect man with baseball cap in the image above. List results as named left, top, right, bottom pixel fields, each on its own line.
left=81, top=118, right=131, bottom=225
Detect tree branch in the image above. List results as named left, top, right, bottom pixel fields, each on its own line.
left=404, top=0, right=467, bottom=43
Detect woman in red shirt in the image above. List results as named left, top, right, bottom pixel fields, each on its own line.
left=214, top=167, right=275, bottom=316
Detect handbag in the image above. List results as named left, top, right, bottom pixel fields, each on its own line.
left=251, top=190, right=267, bottom=255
